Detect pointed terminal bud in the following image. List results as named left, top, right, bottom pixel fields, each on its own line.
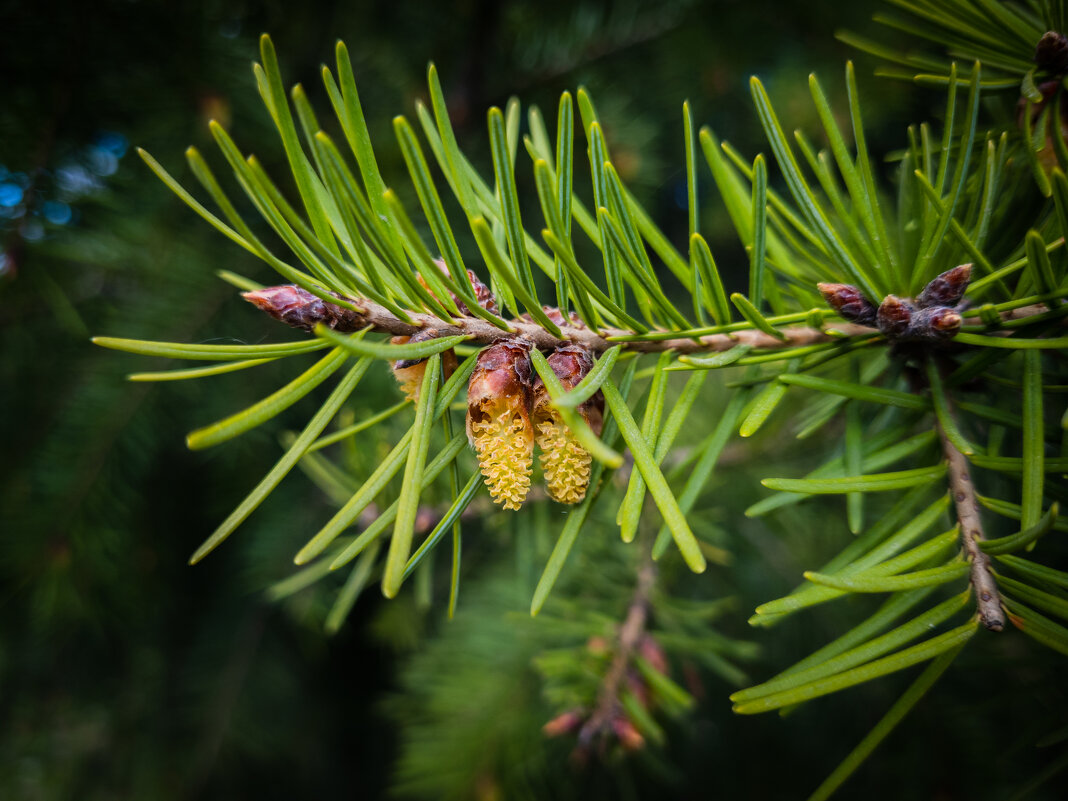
left=910, top=306, right=962, bottom=340
left=390, top=329, right=458, bottom=402
left=1036, top=31, right=1068, bottom=75
left=242, top=284, right=365, bottom=332
left=916, top=264, right=972, bottom=309
left=466, top=339, right=535, bottom=510
left=532, top=345, right=603, bottom=505
left=817, top=283, right=877, bottom=326
left=877, top=295, right=914, bottom=338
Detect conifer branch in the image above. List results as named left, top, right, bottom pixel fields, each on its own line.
left=246, top=285, right=1062, bottom=356
left=578, top=557, right=657, bottom=749
left=937, top=417, right=1006, bottom=632
left=245, top=285, right=864, bottom=353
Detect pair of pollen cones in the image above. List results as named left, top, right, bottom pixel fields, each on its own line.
left=464, top=335, right=603, bottom=510
left=393, top=288, right=603, bottom=511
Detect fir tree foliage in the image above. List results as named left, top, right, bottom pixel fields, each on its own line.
left=94, top=2, right=1068, bottom=795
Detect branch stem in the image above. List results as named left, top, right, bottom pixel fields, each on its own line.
left=248, top=287, right=1058, bottom=356
left=578, top=557, right=658, bottom=747
left=332, top=296, right=867, bottom=353
left=936, top=416, right=1005, bottom=631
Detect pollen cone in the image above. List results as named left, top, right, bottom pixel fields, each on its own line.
left=532, top=345, right=603, bottom=505
left=465, top=340, right=535, bottom=510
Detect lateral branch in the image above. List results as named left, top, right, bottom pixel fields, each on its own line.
left=937, top=420, right=1006, bottom=631
left=577, top=558, right=658, bottom=748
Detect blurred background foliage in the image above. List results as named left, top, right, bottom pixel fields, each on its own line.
left=2, top=0, right=1064, bottom=798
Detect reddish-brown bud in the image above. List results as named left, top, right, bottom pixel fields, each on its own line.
left=1036, top=31, right=1068, bottom=75
left=391, top=329, right=458, bottom=402
left=419, top=258, right=499, bottom=316
left=876, top=295, right=961, bottom=341
left=817, top=283, right=877, bottom=326
left=466, top=339, right=535, bottom=510
left=877, top=294, right=914, bottom=338
left=910, top=306, right=962, bottom=339
left=242, top=285, right=364, bottom=332
left=542, top=708, right=585, bottom=738
left=610, top=716, right=645, bottom=751
left=532, top=345, right=603, bottom=504
left=463, top=268, right=499, bottom=316
left=916, top=264, right=971, bottom=309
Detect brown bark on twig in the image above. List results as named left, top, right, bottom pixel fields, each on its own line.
left=246, top=286, right=1058, bottom=357
left=937, top=421, right=1006, bottom=631
left=297, top=292, right=873, bottom=353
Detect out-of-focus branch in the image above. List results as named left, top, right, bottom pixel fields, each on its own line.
left=577, top=558, right=657, bottom=748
